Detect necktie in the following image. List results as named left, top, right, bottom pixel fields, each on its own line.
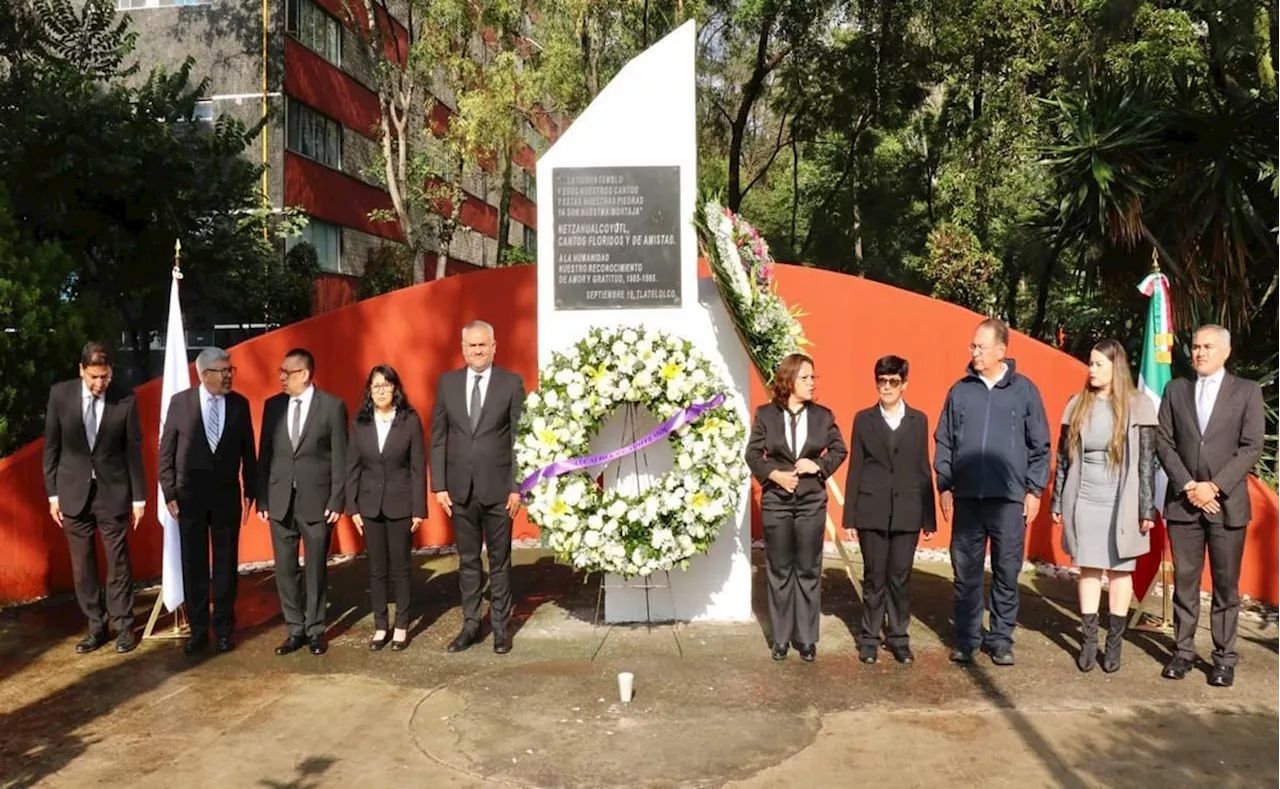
left=290, top=398, right=302, bottom=450
left=788, top=408, right=801, bottom=457
left=469, top=374, right=482, bottom=432
left=85, top=396, right=99, bottom=451
left=1197, top=379, right=1214, bottom=433
left=206, top=396, right=221, bottom=452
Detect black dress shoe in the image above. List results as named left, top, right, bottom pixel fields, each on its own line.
left=216, top=637, right=235, bottom=654
left=986, top=645, right=1015, bottom=666
left=889, top=644, right=915, bottom=665
left=949, top=647, right=975, bottom=664
left=183, top=635, right=209, bottom=656
left=115, top=630, right=138, bottom=654
left=1208, top=664, right=1235, bottom=687
left=770, top=643, right=788, bottom=661
left=76, top=632, right=110, bottom=654
left=446, top=629, right=479, bottom=653
left=1161, top=655, right=1192, bottom=680
left=275, top=635, right=306, bottom=656
left=370, top=632, right=391, bottom=652
left=858, top=644, right=878, bottom=664
left=308, top=635, right=327, bottom=656
left=796, top=643, right=816, bottom=663
left=390, top=637, right=409, bottom=652
left=493, top=634, right=512, bottom=654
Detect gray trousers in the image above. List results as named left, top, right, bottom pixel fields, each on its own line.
left=271, top=499, right=332, bottom=639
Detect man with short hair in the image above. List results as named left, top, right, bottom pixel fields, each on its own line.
left=1156, top=324, right=1265, bottom=687
left=431, top=320, right=525, bottom=655
left=43, top=342, right=147, bottom=654
left=159, top=347, right=257, bottom=655
left=935, top=318, right=1051, bottom=667
left=258, top=348, right=348, bottom=656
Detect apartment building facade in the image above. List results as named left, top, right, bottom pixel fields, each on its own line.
left=118, top=0, right=542, bottom=313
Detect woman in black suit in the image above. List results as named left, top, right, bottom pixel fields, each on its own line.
left=843, top=355, right=936, bottom=665
left=346, top=365, right=426, bottom=651
left=746, top=353, right=848, bottom=662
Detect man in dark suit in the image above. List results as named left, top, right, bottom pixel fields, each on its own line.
left=431, top=320, right=525, bottom=655
left=257, top=348, right=348, bottom=656
left=1156, top=324, right=1265, bottom=687
left=43, top=342, right=147, bottom=654
left=843, top=355, right=936, bottom=665
left=159, top=347, right=257, bottom=655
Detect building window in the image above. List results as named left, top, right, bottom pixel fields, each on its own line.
left=193, top=100, right=214, bottom=123
left=523, top=169, right=536, bottom=202
left=286, top=98, right=342, bottom=170
left=288, top=218, right=343, bottom=273
left=287, top=0, right=342, bottom=67
left=523, top=226, right=536, bottom=251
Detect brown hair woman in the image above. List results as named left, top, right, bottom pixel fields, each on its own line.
left=745, top=353, right=848, bottom=662
left=1051, top=339, right=1157, bottom=673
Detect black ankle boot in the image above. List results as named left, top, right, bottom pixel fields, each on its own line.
left=1077, top=613, right=1099, bottom=672
left=1102, top=614, right=1126, bottom=673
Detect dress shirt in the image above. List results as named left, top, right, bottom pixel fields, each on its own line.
left=783, top=404, right=809, bottom=456
left=880, top=401, right=906, bottom=431
left=1195, top=368, right=1225, bottom=433
left=374, top=408, right=396, bottom=452
left=199, top=384, right=225, bottom=447
left=290, top=384, right=316, bottom=434
left=466, top=367, right=492, bottom=418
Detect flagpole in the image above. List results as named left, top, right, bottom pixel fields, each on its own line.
left=1131, top=248, right=1175, bottom=633
left=144, top=238, right=192, bottom=641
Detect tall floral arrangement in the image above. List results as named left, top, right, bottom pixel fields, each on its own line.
left=694, top=196, right=808, bottom=384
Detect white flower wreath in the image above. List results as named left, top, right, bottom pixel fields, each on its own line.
left=516, top=325, right=749, bottom=577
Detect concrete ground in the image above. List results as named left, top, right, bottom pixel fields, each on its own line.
left=0, top=549, right=1275, bottom=788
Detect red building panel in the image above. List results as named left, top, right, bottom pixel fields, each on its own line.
left=310, top=0, right=410, bottom=67
left=285, top=38, right=380, bottom=138
left=285, top=152, right=401, bottom=240
left=510, top=191, right=536, bottom=231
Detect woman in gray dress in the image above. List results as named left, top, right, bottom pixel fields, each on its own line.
left=1051, top=339, right=1157, bottom=673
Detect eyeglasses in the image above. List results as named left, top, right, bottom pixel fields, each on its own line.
left=370, top=383, right=394, bottom=392
left=278, top=368, right=306, bottom=377
left=204, top=366, right=237, bottom=377
left=876, top=377, right=904, bottom=389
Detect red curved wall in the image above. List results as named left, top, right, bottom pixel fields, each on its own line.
left=1, top=265, right=1275, bottom=605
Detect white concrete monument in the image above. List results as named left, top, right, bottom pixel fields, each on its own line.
left=535, top=21, right=754, bottom=622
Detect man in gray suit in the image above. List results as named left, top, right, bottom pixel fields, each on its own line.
left=257, top=348, right=348, bottom=656
left=1156, top=325, right=1265, bottom=687
left=431, top=320, right=525, bottom=655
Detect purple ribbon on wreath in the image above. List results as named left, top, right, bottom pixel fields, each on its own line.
left=519, top=393, right=727, bottom=497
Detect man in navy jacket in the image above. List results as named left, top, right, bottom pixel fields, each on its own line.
left=935, top=318, right=1051, bottom=666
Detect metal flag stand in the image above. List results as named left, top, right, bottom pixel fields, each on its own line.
left=1130, top=534, right=1175, bottom=633
left=144, top=238, right=190, bottom=641
left=590, top=403, right=682, bottom=654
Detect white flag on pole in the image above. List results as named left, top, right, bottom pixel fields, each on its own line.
left=158, top=266, right=191, bottom=612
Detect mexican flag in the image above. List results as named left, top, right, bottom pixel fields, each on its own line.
left=1133, top=269, right=1173, bottom=602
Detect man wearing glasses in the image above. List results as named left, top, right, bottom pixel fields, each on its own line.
left=934, top=319, right=1050, bottom=667
left=258, top=348, right=348, bottom=656
left=159, top=347, right=258, bottom=655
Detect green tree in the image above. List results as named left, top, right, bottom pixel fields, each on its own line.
left=357, top=243, right=414, bottom=299
left=0, top=191, right=105, bottom=454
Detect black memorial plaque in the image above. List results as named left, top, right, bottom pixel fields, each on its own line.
left=552, top=166, right=682, bottom=310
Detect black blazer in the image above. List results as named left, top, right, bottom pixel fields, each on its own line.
left=258, top=387, right=348, bottom=523
left=745, top=402, right=848, bottom=501
left=158, top=387, right=258, bottom=507
left=842, top=404, right=936, bottom=533
left=345, top=409, right=427, bottom=520
left=42, top=379, right=146, bottom=518
left=1156, top=373, right=1265, bottom=526
left=430, top=365, right=525, bottom=507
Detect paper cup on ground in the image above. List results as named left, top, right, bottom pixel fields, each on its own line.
left=617, top=672, right=634, bottom=703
